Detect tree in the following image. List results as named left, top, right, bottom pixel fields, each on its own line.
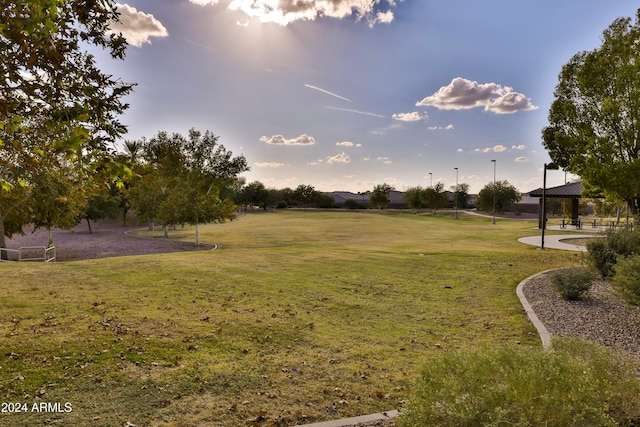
left=0, top=0, right=134, bottom=250
left=451, top=183, right=470, bottom=209
left=80, top=185, right=121, bottom=234
left=476, top=180, right=521, bottom=214
left=238, top=181, right=269, bottom=210
left=403, top=186, right=425, bottom=212
left=370, top=183, right=394, bottom=209
left=292, top=184, right=317, bottom=207
left=129, top=130, right=248, bottom=245
left=424, top=182, right=448, bottom=213
left=542, top=9, right=640, bottom=213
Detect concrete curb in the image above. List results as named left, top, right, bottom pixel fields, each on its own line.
left=296, top=410, right=400, bottom=427
left=515, top=269, right=557, bottom=349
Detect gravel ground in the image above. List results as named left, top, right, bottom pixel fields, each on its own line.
left=5, top=222, right=640, bottom=426
left=3, top=219, right=214, bottom=261
left=522, top=272, right=640, bottom=366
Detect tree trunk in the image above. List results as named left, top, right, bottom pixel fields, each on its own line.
left=0, top=217, right=7, bottom=261
left=163, top=225, right=168, bottom=238
left=195, top=221, right=200, bottom=247
left=86, top=218, right=93, bottom=234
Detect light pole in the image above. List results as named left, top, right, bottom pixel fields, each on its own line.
left=429, top=172, right=433, bottom=188
left=491, top=160, right=496, bottom=225
left=454, top=167, right=459, bottom=219
left=541, top=162, right=559, bottom=250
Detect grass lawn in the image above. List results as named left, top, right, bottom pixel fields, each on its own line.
left=0, top=210, right=580, bottom=426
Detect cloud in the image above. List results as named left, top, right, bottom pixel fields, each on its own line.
left=373, top=10, right=394, bottom=26
left=225, top=0, right=397, bottom=26
left=260, top=134, right=316, bottom=145
left=336, top=141, right=361, bottom=147
left=326, top=106, right=385, bottom=118
left=377, top=156, right=392, bottom=164
left=515, top=156, right=529, bottom=163
left=475, top=144, right=508, bottom=153
left=392, top=112, right=424, bottom=122
left=327, top=152, right=351, bottom=164
left=254, top=162, right=286, bottom=168
left=189, top=0, right=219, bottom=4
left=305, top=84, right=351, bottom=102
left=427, top=124, right=454, bottom=131
left=416, top=77, right=538, bottom=114
left=512, top=144, right=526, bottom=150
left=111, top=4, right=168, bottom=47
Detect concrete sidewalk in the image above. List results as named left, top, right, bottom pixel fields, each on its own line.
left=517, top=234, right=597, bottom=252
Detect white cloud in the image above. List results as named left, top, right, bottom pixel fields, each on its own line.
left=515, top=156, right=529, bottom=162
left=254, top=162, right=286, bottom=168
left=189, top=0, right=219, bottom=4
left=260, top=134, right=316, bottom=145
left=475, top=144, right=508, bottom=153
left=327, top=152, right=351, bottom=164
left=457, top=148, right=464, bottom=152
left=373, top=10, right=394, bottom=26
left=392, top=112, right=424, bottom=122
left=336, top=141, right=353, bottom=147
left=226, top=0, right=397, bottom=26
left=416, top=77, right=538, bottom=114
left=427, top=124, right=454, bottom=131
left=111, top=4, right=168, bottom=47
left=512, top=144, right=526, bottom=150
left=305, top=84, right=351, bottom=102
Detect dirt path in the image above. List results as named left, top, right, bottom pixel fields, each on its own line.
left=4, top=219, right=214, bottom=262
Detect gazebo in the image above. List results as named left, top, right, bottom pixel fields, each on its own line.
left=528, top=181, right=589, bottom=228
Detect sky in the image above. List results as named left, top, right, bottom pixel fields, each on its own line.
left=94, top=0, right=640, bottom=194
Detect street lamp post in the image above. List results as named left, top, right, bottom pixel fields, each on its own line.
left=454, top=167, right=459, bottom=219
left=541, top=162, right=559, bottom=250
left=429, top=172, right=433, bottom=188
left=491, top=160, right=496, bottom=225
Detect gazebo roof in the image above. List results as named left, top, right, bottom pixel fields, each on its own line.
left=528, top=181, right=585, bottom=198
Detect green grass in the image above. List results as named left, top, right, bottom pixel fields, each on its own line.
left=0, top=210, right=579, bottom=426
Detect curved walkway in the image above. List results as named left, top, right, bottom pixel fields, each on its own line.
left=517, top=234, right=595, bottom=252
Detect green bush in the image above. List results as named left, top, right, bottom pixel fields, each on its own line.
left=587, top=238, right=618, bottom=279
left=399, top=339, right=640, bottom=427
left=343, top=198, right=361, bottom=209
left=550, top=267, right=594, bottom=301
left=612, top=255, right=640, bottom=306
left=587, top=228, right=640, bottom=278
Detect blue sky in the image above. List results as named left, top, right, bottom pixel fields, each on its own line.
left=99, top=0, right=640, bottom=194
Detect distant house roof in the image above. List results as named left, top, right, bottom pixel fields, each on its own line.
left=327, top=191, right=369, bottom=204
left=528, top=181, right=585, bottom=198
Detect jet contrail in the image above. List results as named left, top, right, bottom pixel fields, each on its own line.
left=304, top=84, right=351, bottom=102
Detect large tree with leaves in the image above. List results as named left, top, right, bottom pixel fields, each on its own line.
left=476, top=180, right=521, bottom=214
left=370, top=183, right=394, bottom=209
left=0, top=0, right=134, bottom=249
left=129, top=129, right=248, bottom=245
left=542, top=9, right=640, bottom=213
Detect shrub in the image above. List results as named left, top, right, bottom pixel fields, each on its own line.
left=587, top=238, right=618, bottom=279
left=587, top=227, right=640, bottom=278
left=343, top=198, right=361, bottom=209
left=550, top=267, right=594, bottom=301
left=399, top=339, right=640, bottom=427
left=612, top=255, right=640, bottom=306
